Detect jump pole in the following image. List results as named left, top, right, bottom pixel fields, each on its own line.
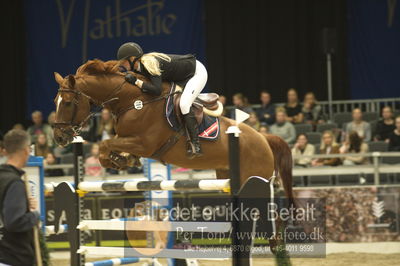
left=226, top=109, right=250, bottom=266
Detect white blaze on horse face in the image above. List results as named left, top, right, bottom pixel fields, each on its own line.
left=56, top=95, right=63, bottom=112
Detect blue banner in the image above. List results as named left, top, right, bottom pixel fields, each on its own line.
left=347, top=0, right=400, bottom=99
left=24, top=0, right=205, bottom=116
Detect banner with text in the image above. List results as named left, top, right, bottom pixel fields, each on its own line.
left=24, top=0, right=205, bottom=116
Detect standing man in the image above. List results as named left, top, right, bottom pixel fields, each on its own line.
left=0, top=129, right=40, bottom=265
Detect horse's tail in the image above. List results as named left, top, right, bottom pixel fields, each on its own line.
left=264, top=134, right=295, bottom=207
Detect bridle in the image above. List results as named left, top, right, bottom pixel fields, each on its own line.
left=52, top=88, right=96, bottom=136
left=53, top=74, right=180, bottom=137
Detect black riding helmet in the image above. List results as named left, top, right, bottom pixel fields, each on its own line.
left=117, top=42, right=144, bottom=60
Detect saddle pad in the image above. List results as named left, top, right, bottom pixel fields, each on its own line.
left=165, top=83, right=220, bottom=141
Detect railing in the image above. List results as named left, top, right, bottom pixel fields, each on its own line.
left=45, top=152, right=400, bottom=186
left=292, top=152, right=400, bottom=185
left=225, top=97, right=400, bottom=118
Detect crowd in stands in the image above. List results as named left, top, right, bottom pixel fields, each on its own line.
left=222, top=88, right=400, bottom=168
left=1, top=88, right=400, bottom=178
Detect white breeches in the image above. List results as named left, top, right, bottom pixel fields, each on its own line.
left=179, top=60, right=208, bottom=115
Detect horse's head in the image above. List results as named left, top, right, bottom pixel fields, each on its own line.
left=53, top=72, right=91, bottom=146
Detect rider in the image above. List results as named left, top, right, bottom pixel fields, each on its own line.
left=117, top=42, right=207, bottom=158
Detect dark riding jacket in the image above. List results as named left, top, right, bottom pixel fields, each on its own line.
left=0, top=164, right=40, bottom=265
left=125, top=54, right=196, bottom=96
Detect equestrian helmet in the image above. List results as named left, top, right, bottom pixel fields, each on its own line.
left=117, top=42, right=143, bottom=60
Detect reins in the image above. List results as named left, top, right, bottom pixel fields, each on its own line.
left=54, top=74, right=179, bottom=136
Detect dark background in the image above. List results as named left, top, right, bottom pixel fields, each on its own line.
left=1, top=0, right=400, bottom=133
left=204, top=0, right=349, bottom=103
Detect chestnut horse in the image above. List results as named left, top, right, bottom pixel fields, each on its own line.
left=53, top=59, right=293, bottom=199
left=53, top=59, right=294, bottom=255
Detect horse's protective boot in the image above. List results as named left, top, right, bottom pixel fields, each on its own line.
left=183, top=110, right=203, bottom=159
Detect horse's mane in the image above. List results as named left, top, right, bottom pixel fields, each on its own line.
left=76, top=59, right=120, bottom=76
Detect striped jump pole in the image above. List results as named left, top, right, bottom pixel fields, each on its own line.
left=78, top=179, right=230, bottom=192
left=73, top=137, right=85, bottom=266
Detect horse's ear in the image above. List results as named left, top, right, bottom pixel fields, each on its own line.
left=67, top=75, right=76, bottom=88
left=54, top=72, right=63, bottom=85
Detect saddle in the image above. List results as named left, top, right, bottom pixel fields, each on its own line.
left=172, top=85, right=222, bottom=125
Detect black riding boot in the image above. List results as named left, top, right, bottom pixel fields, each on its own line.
left=183, top=110, right=202, bottom=159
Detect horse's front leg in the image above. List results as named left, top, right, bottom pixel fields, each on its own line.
left=99, top=137, right=145, bottom=170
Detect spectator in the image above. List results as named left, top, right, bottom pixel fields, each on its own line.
left=388, top=116, right=400, bottom=151
left=247, top=112, right=260, bottom=131
left=219, top=95, right=226, bottom=106
left=339, top=131, right=369, bottom=165
left=44, top=153, right=64, bottom=177
left=0, top=141, right=6, bottom=164
left=291, top=134, right=315, bottom=167
left=34, top=134, right=52, bottom=158
left=85, top=143, right=103, bottom=177
left=47, top=111, right=56, bottom=126
left=344, top=108, right=371, bottom=142
left=256, top=90, right=275, bottom=125
left=302, top=92, right=323, bottom=125
left=97, top=109, right=115, bottom=141
left=312, top=130, right=341, bottom=166
left=374, top=106, right=395, bottom=142
left=230, top=93, right=253, bottom=119
left=0, top=130, right=41, bottom=265
left=27, top=110, right=53, bottom=146
left=270, top=108, right=296, bottom=144
left=284, top=88, right=304, bottom=124
left=218, top=95, right=227, bottom=116
left=12, top=123, right=25, bottom=130
left=259, top=125, right=269, bottom=134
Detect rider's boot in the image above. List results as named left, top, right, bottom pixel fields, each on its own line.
left=183, top=109, right=203, bottom=159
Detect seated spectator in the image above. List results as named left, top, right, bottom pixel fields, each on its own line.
left=312, top=130, right=341, bottom=166
left=302, top=92, right=323, bottom=125
left=27, top=110, right=53, bottom=146
left=47, top=111, right=56, bottom=126
left=44, top=153, right=64, bottom=177
left=85, top=143, right=103, bottom=177
left=344, top=108, right=371, bottom=142
left=229, top=93, right=253, bottom=119
left=247, top=112, right=260, bottom=131
left=284, top=88, right=304, bottom=124
left=291, top=134, right=315, bottom=167
left=12, top=123, right=25, bottom=130
left=0, top=141, right=6, bottom=164
left=96, top=109, right=115, bottom=141
left=388, top=116, right=400, bottom=151
left=219, top=95, right=227, bottom=116
left=374, top=106, right=395, bottom=142
left=339, top=131, right=369, bottom=165
left=256, top=90, right=275, bottom=125
left=270, top=108, right=296, bottom=144
left=259, top=125, right=269, bottom=134
left=34, top=134, right=52, bottom=158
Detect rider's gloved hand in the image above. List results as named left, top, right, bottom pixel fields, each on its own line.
left=125, top=73, right=137, bottom=85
